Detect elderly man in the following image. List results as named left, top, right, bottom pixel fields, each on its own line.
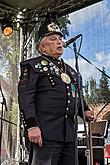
left=18, top=17, right=94, bottom=165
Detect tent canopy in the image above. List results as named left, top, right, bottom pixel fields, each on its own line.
left=0, top=0, right=102, bottom=19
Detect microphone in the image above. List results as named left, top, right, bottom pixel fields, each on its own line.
left=63, top=34, right=82, bottom=48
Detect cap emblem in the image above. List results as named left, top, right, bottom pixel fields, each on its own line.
left=47, top=22, right=60, bottom=32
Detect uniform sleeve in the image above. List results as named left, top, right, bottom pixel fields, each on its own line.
left=18, top=63, right=40, bottom=129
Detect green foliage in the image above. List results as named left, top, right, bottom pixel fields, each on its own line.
left=58, top=15, right=70, bottom=38
left=84, top=68, right=110, bottom=105
left=89, top=78, right=99, bottom=104
left=0, top=30, right=20, bottom=142
left=9, top=100, right=18, bottom=138
left=84, top=80, right=89, bottom=103
left=98, top=67, right=110, bottom=103
left=0, top=30, right=20, bottom=100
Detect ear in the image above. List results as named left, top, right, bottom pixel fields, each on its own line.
left=39, top=43, right=46, bottom=53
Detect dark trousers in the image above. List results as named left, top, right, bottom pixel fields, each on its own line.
left=31, top=141, right=75, bottom=165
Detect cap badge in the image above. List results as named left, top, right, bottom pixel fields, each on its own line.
left=47, top=22, right=60, bottom=32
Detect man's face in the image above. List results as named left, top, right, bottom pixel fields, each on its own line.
left=39, top=33, right=64, bottom=58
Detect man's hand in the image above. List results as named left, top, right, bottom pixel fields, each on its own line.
left=84, top=110, right=95, bottom=121
left=28, top=127, right=43, bottom=147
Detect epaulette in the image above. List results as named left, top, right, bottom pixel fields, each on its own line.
left=21, top=56, right=52, bottom=73
left=20, top=57, right=42, bottom=80
left=20, top=56, right=41, bottom=67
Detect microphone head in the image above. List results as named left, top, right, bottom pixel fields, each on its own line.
left=63, top=34, right=82, bottom=48
left=62, top=41, right=67, bottom=48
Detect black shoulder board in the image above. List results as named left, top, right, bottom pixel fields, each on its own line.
left=20, top=57, right=40, bottom=80
left=20, top=64, right=30, bottom=80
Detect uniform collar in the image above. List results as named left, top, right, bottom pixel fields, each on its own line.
left=42, top=53, right=61, bottom=63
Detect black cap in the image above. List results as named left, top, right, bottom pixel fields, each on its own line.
left=36, top=18, right=63, bottom=44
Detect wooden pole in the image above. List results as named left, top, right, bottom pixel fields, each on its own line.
left=89, top=122, right=94, bottom=165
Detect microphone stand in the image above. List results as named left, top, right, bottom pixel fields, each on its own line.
left=73, top=41, right=91, bottom=165
left=0, top=85, right=8, bottom=165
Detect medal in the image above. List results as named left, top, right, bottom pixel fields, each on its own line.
left=61, top=73, right=71, bottom=84
left=35, top=63, right=42, bottom=69
left=41, top=55, right=71, bottom=84
left=41, top=60, right=48, bottom=66
left=49, top=62, right=53, bottom=66
left=43, top=67, right=48, bottom=71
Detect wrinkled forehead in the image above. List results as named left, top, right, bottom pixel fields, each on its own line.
left=43, top=33, right=62, bottom=41
left=38, top=33, right=63, bottom=48
left=46, top=33, right=62, bottom=38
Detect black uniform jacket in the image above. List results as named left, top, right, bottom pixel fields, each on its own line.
left=18, top=54, right=89, bottom=142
